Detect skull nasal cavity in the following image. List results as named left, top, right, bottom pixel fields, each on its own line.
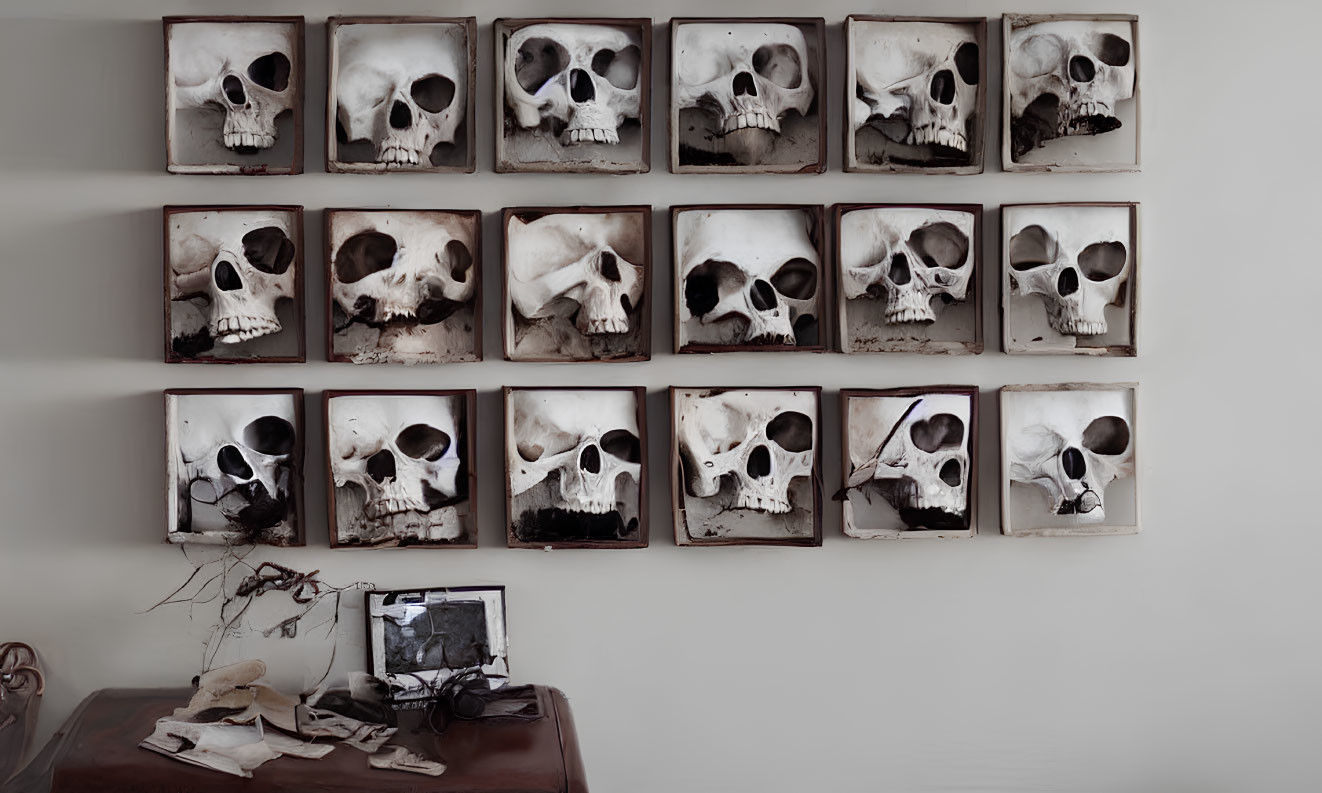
left=889, top=253, right=911, bottom=285
left=1062, top=447, right=1086, bottom=480
left=579, top=444, right=601, bottom=474
left=930, top=69, right=956, bottom=105
left=570, top=69, right=595, bottom=103
left=746, top=445, right=772, bottom=479
left=733, top=72, right=757, bottom=97
left=1057, top=267, right=1080, bottom=296
left=1069, top=55, right=1096, bottom=83
left=390, top=100, right=411, bottom=130
left=217, top=445, right=252, bottom=479
left=600, top=251, right=620, bottom=282
left=222, top=75, right=246, bottom=105
left=366, top=450, right=396, bottom=484
left=750, top=279, right=777, bottom=311
left=214, top=261, right=243, bottom=291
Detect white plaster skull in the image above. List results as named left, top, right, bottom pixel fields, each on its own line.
left=841, top=207, right=974, bottom=324
left=508, top=212, right=644, bottom=336
left=170, top=210, right=296, bottom=345
left=846, top=394, right=970, bottom=519
left=171, top=22, right=296, bottom=152
left=509, top=390, right=641, bottom=515
left=335, top=23, right=467, bottom=167
left=1007, top=205, right=1131, bottom=336
left=678, top=389, right=815, bottom=514
left=505, top=23, right=642, bottom=146
left=852, top=21, right=979, bottom=151
left=1005, top=388, right=1134, bottom=522
left=678, top=209, right=820, bottom=347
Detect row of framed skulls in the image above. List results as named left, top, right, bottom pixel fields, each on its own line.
left=163, top=202, right=1139, bottom=363
left=163, top=383, right=1139, bottom=550
left=162, top=13, right=1140, bottom=175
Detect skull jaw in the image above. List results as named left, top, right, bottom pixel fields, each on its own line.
left=873, top=479, right=965, bottom=528
left=510, top=475, right=641, bottom=544
left=1046, top=304, right=1109, bottom=336
left=183, top=479, right=296, bottom=545
left=348, top=506, right=463, bottom=544
left=564, top=103, right=624, bottom=146
left=210, top=312, right=282, bottom=345
left=1053, top=489, right=1104, bottom=520
left=884, top=291, right=938, bottom=325
left=222, top=109, right=281, bottom=153
left=1011, top=93, right=1122, bottom=156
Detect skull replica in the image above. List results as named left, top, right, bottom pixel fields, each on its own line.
left=1007, top=205, right=1130, bottom=336
left=678, top=209, right=820, bottom=348
left=330, top=395, right=467, bottom=545
left=330, top=211, right=477, bottom=364
left=851, top=21, right=980, bottom=157
left=673, top=23, right=816, bottom=166
left=504, top=23, right=642, bottom=147
left=169, top=210, right=297, bottom=354
left=169, top=392, right=299, bottom=545
left=334, top=23, right=467, bottom=168
left=506, top=212, right=646, bottom=361
left=170, top=22, right=296, bottom=153
left=840, top=207, right=974, bottom=324
left=1008, top=19, right=1135, bottom=158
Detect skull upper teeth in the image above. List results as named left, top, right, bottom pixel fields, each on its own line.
left=379, top=146, right=422, bottom=166
left=565, top=128, right=620, bottom=145
left=719, top=111, right=781, bottom=136
left=735, top=493, right=791, bottom=514
left=906, top=124, right=967, bottom=151
left=223, top=131, right=276, bottom=151
left=212, top=315, right=282, bottom=344
left=563, top=498, right=615, bottom=515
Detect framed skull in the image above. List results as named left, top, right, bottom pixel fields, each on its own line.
left=326, top=17, right=476, bottom=173
left=495, top=18, right=651, bottom=173
left=505, top=387, right=647, bottom=549
left=671, top=387, right=822, bottom=546
left=1002, top=203, right=1138, bottom=356
left=164, top=205, right=304, bottom=363
left=674, top=205, right=826, bottom=353
left=164, top=16, right=304, bottom=175
left=165, top=389, right=304, bottom=546
left=838, top=387, right=978, bottom=539
left=326, top=209, right=481, bottom=365
left=502, top=206, right=651, bottom=362
left=1000, top=383, right=1139, bottom=536
left=1003, top=14, right=1140, bottom=172
left=844, top=16, right=987, bottom=174
left=326, top=390, right=476, bottom=549
left=836, top=203, right=982, bottom=354
left=670, top=18, right=826, bottom=173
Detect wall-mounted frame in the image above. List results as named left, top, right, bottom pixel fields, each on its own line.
left=839, top=386, right=978, bottom=539
left=670, top=17, right=827, bottom=174
left=504, top=386, right=648, bottom=549
left=325, top=16, right=476, bottom=174
left=835, top=203, right=983, bottom=354
left=1001, top=202, right=1138, bottom=356
left=164, top=388, right=305, bottom=547
left=164, top=16, right=305, bottom=175
left=1000, top=383, right=1139, bottom=536
left=501, top=206, right=652, bottom=362
left=1002, top=13, right=1140, bottom=173
left=325, top=390, right=477, bottom=549
left=844, top=16, right=987, bottom=174
left=164, top=205, right=305, bottom=364
left=671, top=386, right=822, bottom=547
left=673, top=204, right=828, bottom=354
left=495, top=17, right=651, bottom=173
left=325, top=208, right=482, bottom=365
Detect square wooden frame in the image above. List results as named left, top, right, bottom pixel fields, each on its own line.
left=164, top=387, right=306, bottom=547
left=500, top=205, right=653, bottom=362
left=668, top=17, right=828, bottom=174
left=324, top=389, right=479, bottom=549
left=503, top=385, right=650, bottom=549
left=163, top=16, right=306, bottom=175
left=669, top=385, right=824, bottom=547
left=323, top=208, right=483, bottom=364
left=1001, top=13, right=1141, bottom=173
left=843, top=16, right=988, bottom=175
left=833, top=203, right=984, bottom=354
left=494, top=17, right=653, bottom=174
left=999, top=382, right=1141, bottom=537
left=672, top=204, right=829, bottom=354
left=324, top=16, right=477, bottom=174
left=163, top=205, right=306, bottom=364
left=839, top=386, right=979, bottom=539
left=1000, top=202, right=1139, bottom=357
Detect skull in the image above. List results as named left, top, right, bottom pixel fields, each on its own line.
left=852, top=21, right=979, bottom=152
left=335, top=22, right=466, bottom=167
left=1005, top=388, right=1134, bottom=522
left=329, top=211, right=477, bottom=364
left=505, top=23, right=642, bottom=146
left=1009, top=19, right=1135, bottom=156
left=1007, top=205, right=1131, bottom=335
left=170, top=392, right=298, bottom=544
left=170, top=22, right=295, bottom=152
left=678, top=208, right=820, bottom=347
left=170, top=210, right=296, bottom=346
left=840, top=207, right=974, bottom=324
left=330, top=394, right=465, bottom=543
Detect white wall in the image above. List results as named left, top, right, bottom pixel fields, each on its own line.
left=1, top=1, right=1319, bottom=791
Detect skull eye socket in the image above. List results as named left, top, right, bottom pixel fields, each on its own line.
left=752, top=44, right=802, bottom=89
left=516, top=429, right=577, bottom=462
left=411, top=74, right=456, bottom=114
left=515, top=37, right=570, bottom=93
left=1009, top=225, right=1058, bottom=271
left=592, top=46, right=641, bottom=90
left=684, top=259, right=746, bottom=318
left=1012, top=34, right=1064, bottom=78
left=909, top=222, right=969, bottom=269
left=247, top=52, right=291, bottom=92
left=335, top=231, right=397, bottom=284
left=955, top=42, right=979, bottom=85
left=600, top=429, right=641, bottom=463
left=1082, top=416, right=1130, bottom=455
left=767, top=411, right=813, bottom=453
left=241, top=227, right=294, bottom=275
left=939, top=459, right=962, bottom=487
left=770, top=258, right=818, bottom=300
left=396, top=424, right=451, bottom=462
left=444, top=239, right=473, bottom=284
left=1093, top=33, right=1131, bottom=67
left=1078, top=241, right=1127, bottom=282
left=243, top=415, right=295, bottom=457
left=910, top=414, right=964, bottom=453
